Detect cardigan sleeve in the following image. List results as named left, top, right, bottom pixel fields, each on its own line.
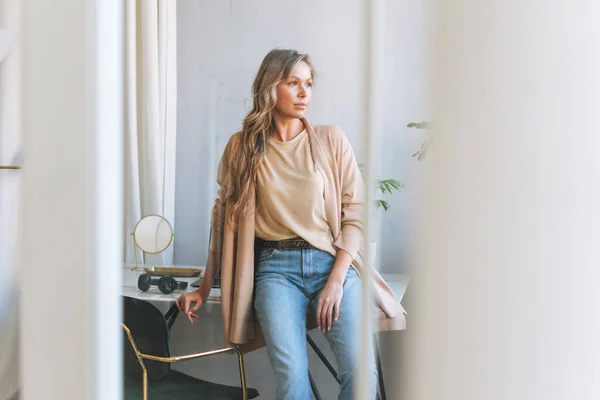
left=208, top=136, right=234, bottom=254
left=332, top=128, right=365, bottom=260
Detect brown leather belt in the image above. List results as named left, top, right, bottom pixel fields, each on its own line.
left=261, top=237, right=313, bottom=250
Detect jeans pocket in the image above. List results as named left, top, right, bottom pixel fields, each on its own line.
left=258, top=248, right=278, bottom=263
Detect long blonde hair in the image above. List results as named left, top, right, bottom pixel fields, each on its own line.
left=223, top=49, right=315, bottom=228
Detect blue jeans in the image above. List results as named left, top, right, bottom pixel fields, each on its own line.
left=253, top=247, right=377, bottom=400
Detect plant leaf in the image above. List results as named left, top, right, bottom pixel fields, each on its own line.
left=407, top=121, right=432, bottom=130
left=387, top=180, right=404, bottom=191
left=378, top=179, right=404, bottom=194
left=375, top=200, right=390, bottom=211
left=383, top=181, right=392, bottom=194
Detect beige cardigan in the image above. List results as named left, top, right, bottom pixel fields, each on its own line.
left=207, top=119, right=406, bottom=352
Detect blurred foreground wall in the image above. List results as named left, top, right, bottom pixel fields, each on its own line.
left=401, top=1, right=600, bottom=399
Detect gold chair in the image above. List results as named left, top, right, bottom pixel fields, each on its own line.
left=122, top=296, right=258, bottom=400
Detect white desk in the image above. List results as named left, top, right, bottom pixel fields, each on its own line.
left=122, top=267, right=221, bottom=304
left=122, top=265, right=409, bottom=303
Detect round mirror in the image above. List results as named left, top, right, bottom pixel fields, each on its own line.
left=132, top=214, right=173, bottom=254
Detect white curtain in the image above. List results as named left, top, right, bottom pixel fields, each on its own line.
left=0, top=0, right=21, bottom=398
left=125, top=0, right=177, bottom=266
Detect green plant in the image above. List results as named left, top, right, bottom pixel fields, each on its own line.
left=374, top=178, right=404, bottom=211
left=408, top=121, right=432, bottom=161
left=358, top=164, right=404, bottom=211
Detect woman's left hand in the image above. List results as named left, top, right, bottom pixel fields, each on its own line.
left=316, top=279, right=344, bottom=332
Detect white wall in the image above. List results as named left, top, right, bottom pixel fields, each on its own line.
left=174, top=0, right=428, bottom=274
left=379, top=0, right=430, bottom=275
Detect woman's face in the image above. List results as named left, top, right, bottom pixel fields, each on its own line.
left=274, top=61, right=313, bottom=119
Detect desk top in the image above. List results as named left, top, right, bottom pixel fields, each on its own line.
left=122, top=267, right=221, bottom=304
left=122, top=265, right=409, bottom=304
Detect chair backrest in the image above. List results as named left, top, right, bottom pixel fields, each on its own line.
left=123, top=296, right=170, bottom=382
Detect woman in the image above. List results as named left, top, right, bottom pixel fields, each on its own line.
left=176, top=48, right=405, bottom=400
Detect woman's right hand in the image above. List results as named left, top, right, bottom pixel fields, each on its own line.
left=175, top=289, right=207, bottom=324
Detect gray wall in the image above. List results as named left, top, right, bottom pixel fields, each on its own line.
left=174, top=0, right=428, bottom=274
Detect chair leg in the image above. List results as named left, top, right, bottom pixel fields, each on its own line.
left=235, top=347, right=248, bottom=400
left=308, top=371, right=323, bottom=400
left=142, top=369, right=148, bottom=400
left=374, top=337, right=386, bottom=400
left=306, top=334, right=340, bottom=383
left=164, top=303, right=180, bottom=331
left=307, top=331, right=386, bottom=399
left=121, top=323, right=149, bottom=400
